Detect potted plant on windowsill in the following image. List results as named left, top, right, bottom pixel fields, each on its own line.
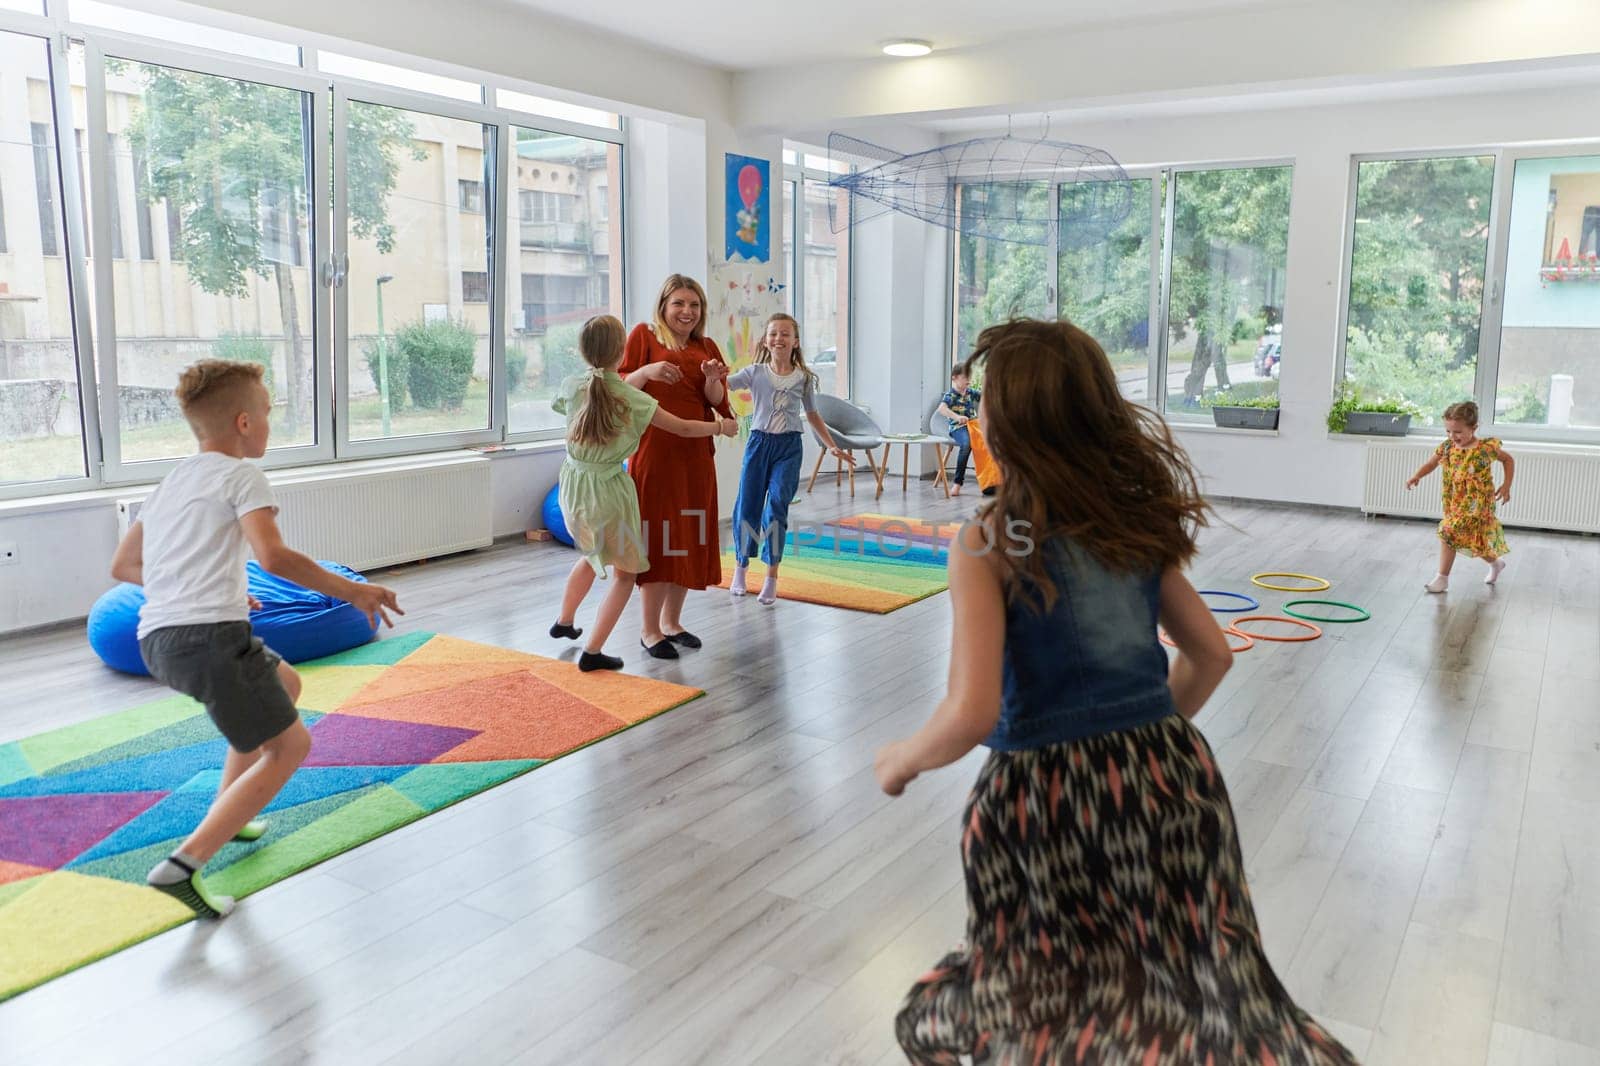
left=1326, top=381, right=1424, bottom=436
left=1203, top=391, right=1280, bottom=430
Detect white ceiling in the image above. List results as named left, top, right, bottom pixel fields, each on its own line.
left=510, top=0, right=1304, bottom=71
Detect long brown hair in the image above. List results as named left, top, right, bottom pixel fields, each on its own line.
left=569, top=315, right=629, bottom=447
left=973, top=319, right=1208, bottom=608
left=650, top=274, right=708, bottom=349
left=753, top=313, right=819, bottom=391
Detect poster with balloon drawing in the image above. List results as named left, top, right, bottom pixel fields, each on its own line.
left=725, top=153, right=770, bottom=262
left=708, top=259, right=784, bottom=438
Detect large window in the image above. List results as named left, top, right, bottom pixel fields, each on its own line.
left=1058, top=177, right=1160, bottom=402
left=1489, top=152, right=1600, bottom=432
left=341, top=99, right=494, bottom=445
left=1164, top=166, right=1291, bottom=421
left=0, top=31, right=88, bottom=487
left=955, top=164, right=1291, bottom=420
left=1340, top=155, right=1495, bottom=424
left=506, top=126, right=623, bottom=437
left=953, top=182, right=1051, bottom=361
left=785, top=155, right=851, bottom=399
left=95, top=55, right=319, bottom=465
left=0, top=3, right=629, bottom=496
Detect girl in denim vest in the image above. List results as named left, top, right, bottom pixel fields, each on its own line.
left=875, top=320, right=1357, bottom=1065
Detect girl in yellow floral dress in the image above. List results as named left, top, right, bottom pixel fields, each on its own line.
left=1405, top=401, right=1515, bottom=593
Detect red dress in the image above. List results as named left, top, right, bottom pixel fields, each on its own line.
left=619, top=323, right=733, bottom=588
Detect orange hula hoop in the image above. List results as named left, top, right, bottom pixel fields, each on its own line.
left=1226, top=615, right=1323, bottom=642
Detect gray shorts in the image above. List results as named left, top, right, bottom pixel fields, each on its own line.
left=139, top=621, right=300, bottom=752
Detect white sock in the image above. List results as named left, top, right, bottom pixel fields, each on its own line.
left=1424, top=573, right=1449, bottom=594
left=758, top=575, right=780, bottom=605
left=730, top=567, right=748, bottom=597
left=1485, top=559, right=1506, bottom=585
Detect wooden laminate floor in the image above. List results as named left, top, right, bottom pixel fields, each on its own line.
left=1, top=486, right=1597, bottom=1066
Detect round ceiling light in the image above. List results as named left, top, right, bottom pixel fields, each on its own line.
left=881, top=39, right=932, bottom=57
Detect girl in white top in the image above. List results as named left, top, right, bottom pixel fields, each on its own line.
left=722, top=314, right=850, bottom=604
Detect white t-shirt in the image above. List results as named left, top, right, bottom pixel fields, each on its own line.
left=136, top=452, right=278, bottom=639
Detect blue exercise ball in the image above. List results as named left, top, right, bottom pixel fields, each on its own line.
left=542, top=484, right=574, bottom=547
left=87, top=561, right=381, bottom=677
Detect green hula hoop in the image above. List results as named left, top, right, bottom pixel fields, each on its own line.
left=1281, top=598, right=1371, bottom=623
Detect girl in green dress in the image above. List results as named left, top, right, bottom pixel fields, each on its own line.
left=550, top=315, right=737, bottom=671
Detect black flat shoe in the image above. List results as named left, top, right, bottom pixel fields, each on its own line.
left=641, top=639, right=680, bottom=660
left=664, top=630, right=701, bottom=649
left=550, top=621, right=583, bottom=640
left=578, top=651, right=623, bottom=672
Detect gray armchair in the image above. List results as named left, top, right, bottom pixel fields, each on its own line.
left=920, top=395, right=958, bottom=498
left=807, top=394, right=887, bottom=498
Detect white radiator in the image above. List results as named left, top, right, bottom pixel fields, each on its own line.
left=118, top=453, right=494, bottom=570
left=1363, top=442, right=1600, bottom=534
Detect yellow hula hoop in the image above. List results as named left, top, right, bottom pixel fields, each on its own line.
left=1251, top=571, right=1332, bottom=592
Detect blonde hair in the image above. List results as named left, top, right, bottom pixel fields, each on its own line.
left=753, top=313, right=819, bottom=392
left=569, top=315, right=630, bottom=447
left=1443, top=401, right=1479, bottom=428
left=651, top=274, right=708, bottom=349
left=175, top=359, right=265, bottom=438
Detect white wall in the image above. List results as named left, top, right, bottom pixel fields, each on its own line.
left=856, top=82, right=1600, bottom=507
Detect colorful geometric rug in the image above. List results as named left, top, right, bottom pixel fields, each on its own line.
left=717, top=511, right=953, bottom=612
left=0, top=632, right=702, bottom=1002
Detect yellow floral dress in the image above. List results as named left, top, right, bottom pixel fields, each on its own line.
left=1436, top=436, right=1508, bottom=559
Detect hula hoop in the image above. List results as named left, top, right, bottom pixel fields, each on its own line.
left=1159, top=627, right=1256, bottom=653
left=1197, top=589, right=1259, bottom=613
left=1282, top=599, right=1371, bottom=624
left=1227, top=615, right=1323, bottom=643
left=1251, top=571, right=1332, bottom=592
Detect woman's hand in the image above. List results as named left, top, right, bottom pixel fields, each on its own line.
left=651, top=362, right=684, bottom=385
left=874, top=740, right=918, bottom=797
left=702, top=360, right=728, bottom=383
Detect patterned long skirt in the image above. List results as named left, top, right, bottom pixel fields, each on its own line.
left=895, top=715, right=1360, bottom=1066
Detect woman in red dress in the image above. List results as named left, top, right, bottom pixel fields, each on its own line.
left=620, top=274, right=734, bottom=659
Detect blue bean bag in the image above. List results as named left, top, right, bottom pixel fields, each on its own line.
left=87, top=561, right=380, bottom=677
left=541, top=483, right=574, bottom=547
left=542, top=461, right=627, bottom=549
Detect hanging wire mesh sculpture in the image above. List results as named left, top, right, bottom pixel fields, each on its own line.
left=826, top=129, right=1134, bottom=249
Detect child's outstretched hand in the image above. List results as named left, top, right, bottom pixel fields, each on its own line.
left=348, top=582, right=404, bottom=628
left=829, top=447, right=852, bottom=463
left=247, top=594, right=262, bottom=612
left=1495, top=483, right=1511, bottom=505
left=874, top=740, right=917, bottom=796
left=1405, top=476, right=1420, bottom=491
left=702, top=360, right=729, bottom=383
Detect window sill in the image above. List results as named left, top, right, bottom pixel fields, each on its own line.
left=0, top=443, right=568, bottom=520
left=1172, top=422, right=1280, bottom=438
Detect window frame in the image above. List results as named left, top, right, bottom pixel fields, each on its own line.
left=0, top=1, right=631, bottom=497
left=331, top=81, right=503, bottom=460
left=787, top=158, right=853, bottom=399
left=1333, top=147, right=1503, bottom=441
left=951, top=157, right=1292, bottom=419
left=82, top=34, right=336, bottom=484
left=1479, top=143, right=1600, bottom=445
left=502, top=119, right=626, bottom=443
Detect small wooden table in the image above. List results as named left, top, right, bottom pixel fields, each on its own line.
left=882, top=434, right=952, bottom=497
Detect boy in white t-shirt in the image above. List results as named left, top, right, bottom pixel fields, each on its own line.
left=110, top=360, right=402, bottom=917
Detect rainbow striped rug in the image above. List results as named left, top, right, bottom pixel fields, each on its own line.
left=718, top=513, right=953, bottom=613
left=0, top=632, right=701, bottom=1001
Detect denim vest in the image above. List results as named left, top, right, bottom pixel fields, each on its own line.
left=986, top=538, right=1176, bottom=751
